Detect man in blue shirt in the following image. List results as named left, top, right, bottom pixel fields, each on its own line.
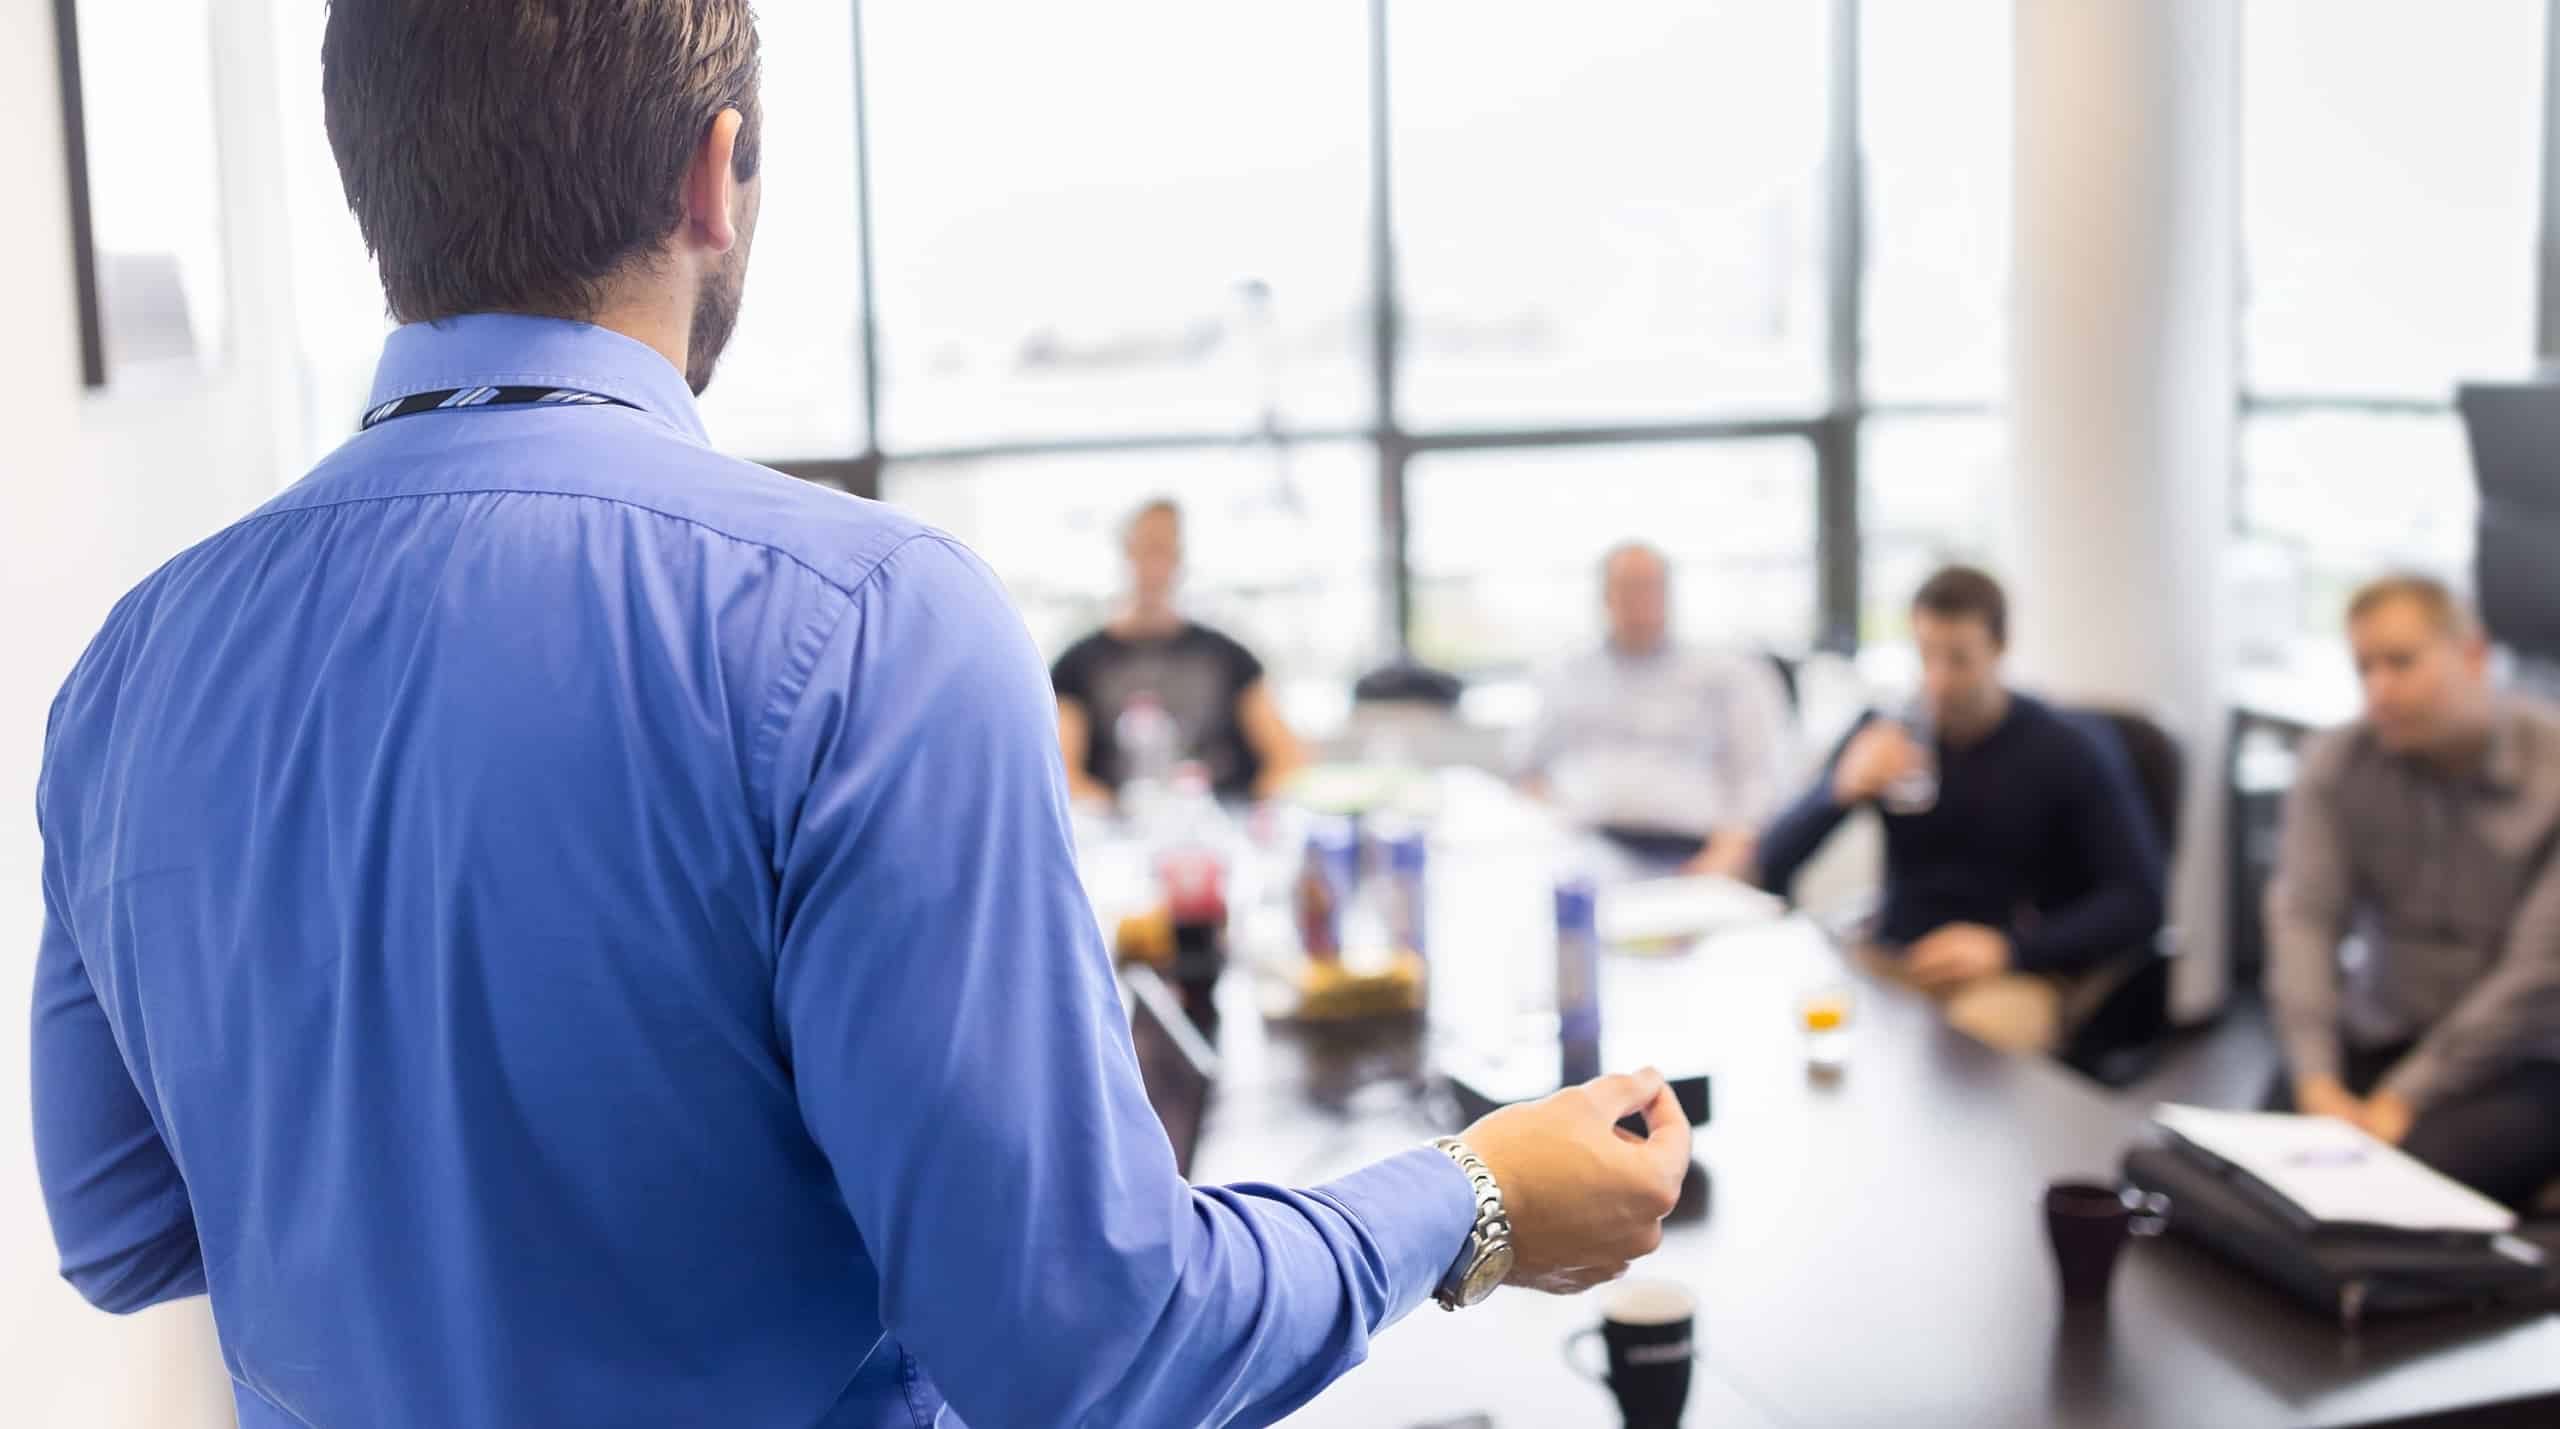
left=30, top=5, right=1687, bottom=1426
left=1753, top=567, right=2166, bottom=1055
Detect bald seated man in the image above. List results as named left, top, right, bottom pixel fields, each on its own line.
left=2265, top=573, right=2560, bottom=1210
left=1516, top=542, right=1793, bottom=877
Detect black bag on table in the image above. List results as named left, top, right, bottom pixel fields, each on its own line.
left=2121, top=1140, right=2559, bottom=1328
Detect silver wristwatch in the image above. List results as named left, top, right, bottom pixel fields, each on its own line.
left=1429, top=1137, right=1516, bottom=1311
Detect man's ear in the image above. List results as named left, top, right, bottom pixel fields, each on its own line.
left=681, top=108, right=746, bottom=255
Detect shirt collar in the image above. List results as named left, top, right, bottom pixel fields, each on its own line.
left=2481, top=697, right=2531, bottom=792
left=365, top=314, right=710, bottom=446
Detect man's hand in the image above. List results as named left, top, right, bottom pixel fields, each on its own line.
left=1833, top=721, right=1928, bottom=807
left=2357, top=1090, right=2416, bottom=1145
left=1904, top=923, right=2010, bottom=991
left=2294, top=1076, right=2366, bottom=1125
left=1461, top=1069, right=1691, bottom=1297
left=1682, top=829, right=1759, bottom=881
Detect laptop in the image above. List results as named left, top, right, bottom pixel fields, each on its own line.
left=1122, top=964, right=1219, bottom=1180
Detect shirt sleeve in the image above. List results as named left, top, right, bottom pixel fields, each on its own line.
left=1717, top=655, right=1795, bottom=829
left=2005, top=723, right=2168, bottom=975
left=2379, top=840, right=2560, bottom=1110
left=1752, top=713, right=1871, bottom=900
left=762, top=537, right=1473, bottom=1429
left=1214, top=627, right=1266, bottom=693
left=2263, top=733, right=2356, bottom=1091
left=31, top=867, right=207, bottom=1314
left=1512, top=664, right=1572, bottom=782
left=1050, top=633, right=1095, bottom=705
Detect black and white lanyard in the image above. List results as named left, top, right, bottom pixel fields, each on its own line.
left=360, top=385, right=637, bottom=431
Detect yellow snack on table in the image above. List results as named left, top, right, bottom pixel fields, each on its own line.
left=1113, top=906, right=1174, bottom=970
left=1292, top=950, right=1426, bottom=1021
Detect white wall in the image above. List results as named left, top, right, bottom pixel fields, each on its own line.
left=3, top=2, right=306, bottom=1420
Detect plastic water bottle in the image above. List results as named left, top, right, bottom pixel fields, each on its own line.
left=1117, top=693, right=1181, bottom=828
left=1555, top=877, right=1602, bottom=1086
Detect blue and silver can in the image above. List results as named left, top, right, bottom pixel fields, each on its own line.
left=1380, top=826, right=1428, bottom=959
left=1555, top=877, right=1602, bottom=1085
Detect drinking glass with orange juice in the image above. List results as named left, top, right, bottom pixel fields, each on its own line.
left=1799, top=983, right=1855, bottom=1075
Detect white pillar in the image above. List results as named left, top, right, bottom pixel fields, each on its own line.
left=2011, top=0, right=2238, bottom=1021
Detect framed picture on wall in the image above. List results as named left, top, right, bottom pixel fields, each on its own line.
left=52, top=0, right=231, bottom=389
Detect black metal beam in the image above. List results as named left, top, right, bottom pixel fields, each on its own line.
left=1367, top=0, right=1411, bottom=659
left=880, top=427, right=1375, bottom=468
left=1816, top=0, right=1866, bottom=653
left=53, top=0, right=106, bottom=388
left=1406, top=416, right=1826, bottom=451
left=2238, top=393, right=2457, bottom=418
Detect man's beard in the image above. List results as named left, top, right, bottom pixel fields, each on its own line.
left=685, top=243, right=750, bottom=396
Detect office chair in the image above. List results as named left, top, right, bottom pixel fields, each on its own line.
left=1762, top=650, right=1803, bottom=715
left=1351, top=660, right=1464, bottom=709
left=1344, top=659, right=1492, bottom=769
left=2060, top=707, right=2184, bottom=1088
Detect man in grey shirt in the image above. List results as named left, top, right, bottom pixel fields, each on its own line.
left=2266, top=574, right=2560, bottom=1209
left=1517, top=542, right=1793, bottom=877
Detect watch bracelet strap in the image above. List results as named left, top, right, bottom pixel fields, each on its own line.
left=1429, top=1137, right=1513, bottom=1307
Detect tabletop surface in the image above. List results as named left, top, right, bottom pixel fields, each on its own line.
left=1133, top=783, right=2560, bottom=1429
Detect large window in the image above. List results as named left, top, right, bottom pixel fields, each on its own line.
left=66, top=0, right=229, bottom=383
left=693, top=2, right=865, bottom=460
left=1860, top=0, right=2010, bottom=408
left=258, top=2, right=2560, bottom=690
left=1407, top=443, right=1819, bottom=674
left=864, top=2, right=1371, bottom=448
left=1388, top=1, right=1828, bottom=429
left=274, top=1, right=2023, bottom=684
left=2239, top=0, right=2546, bottom=637
left=1859, top=415, right=2008, bottom=643
left=883, top=443, right=1379, bottom=685
left=1856, top=0, right=2011, bottom=641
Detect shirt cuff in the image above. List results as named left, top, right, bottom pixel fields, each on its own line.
left=2277, top=1020, right=2345, bottom=1094
left=2005, top=928, right=2079, bottom=977
left=1312, top=1146, right=1477, bottom=1326
left=2375, top=1047, right=2447, bottom=1112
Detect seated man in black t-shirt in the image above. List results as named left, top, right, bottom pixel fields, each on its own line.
left=1052, top=499, right=1306, bottom=804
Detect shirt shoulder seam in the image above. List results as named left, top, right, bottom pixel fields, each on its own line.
left=222, top=485, right=910, bottom=604
left=746, top=533, right=951, bottom=847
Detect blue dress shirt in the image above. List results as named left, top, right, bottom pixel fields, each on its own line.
left=33, top=315, right=1472, bottom=1427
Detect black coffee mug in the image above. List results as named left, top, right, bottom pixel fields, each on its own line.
left=2044, top=1180, right=2170, bottom=1304
left=1565, top=1279, right=1695, bottom=1429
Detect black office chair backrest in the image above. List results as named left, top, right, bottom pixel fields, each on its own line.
left=2069, top=707, right=2183, bottom=859
left=2459, top=382, right=2560, bottom=665
left=1352, top=660, right=1464, bottom=710
left=1762, top=650, right=1802, bottom=714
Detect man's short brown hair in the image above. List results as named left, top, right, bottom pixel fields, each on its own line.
left=2346, top=573, right=2481, bottom=640
left=323, top=0, right=763, bottom=324
left=1911, top=565, right=2009, bottom=646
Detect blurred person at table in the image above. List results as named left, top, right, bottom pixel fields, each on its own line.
left=1515, top=542, right=1794, bottom=878
left=1053, top=497, right=1306, bottom=806
left=29, top=6, right=1693, bottom=1426
left=2263, top=573, right=2560, bottom=1210
left=1753, top=566, right=2166, bottom=1055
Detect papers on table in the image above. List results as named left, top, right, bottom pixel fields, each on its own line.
left=2152, top=1103, right=2517, bottom=1236
left=1597, top=874, right=1787, bottom=951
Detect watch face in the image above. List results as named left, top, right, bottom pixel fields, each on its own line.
left=1463, top=1244, right=1515, bottom=1304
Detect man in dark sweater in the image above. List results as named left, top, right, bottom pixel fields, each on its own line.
left=1754, top=567, right=2167, bottom=1053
